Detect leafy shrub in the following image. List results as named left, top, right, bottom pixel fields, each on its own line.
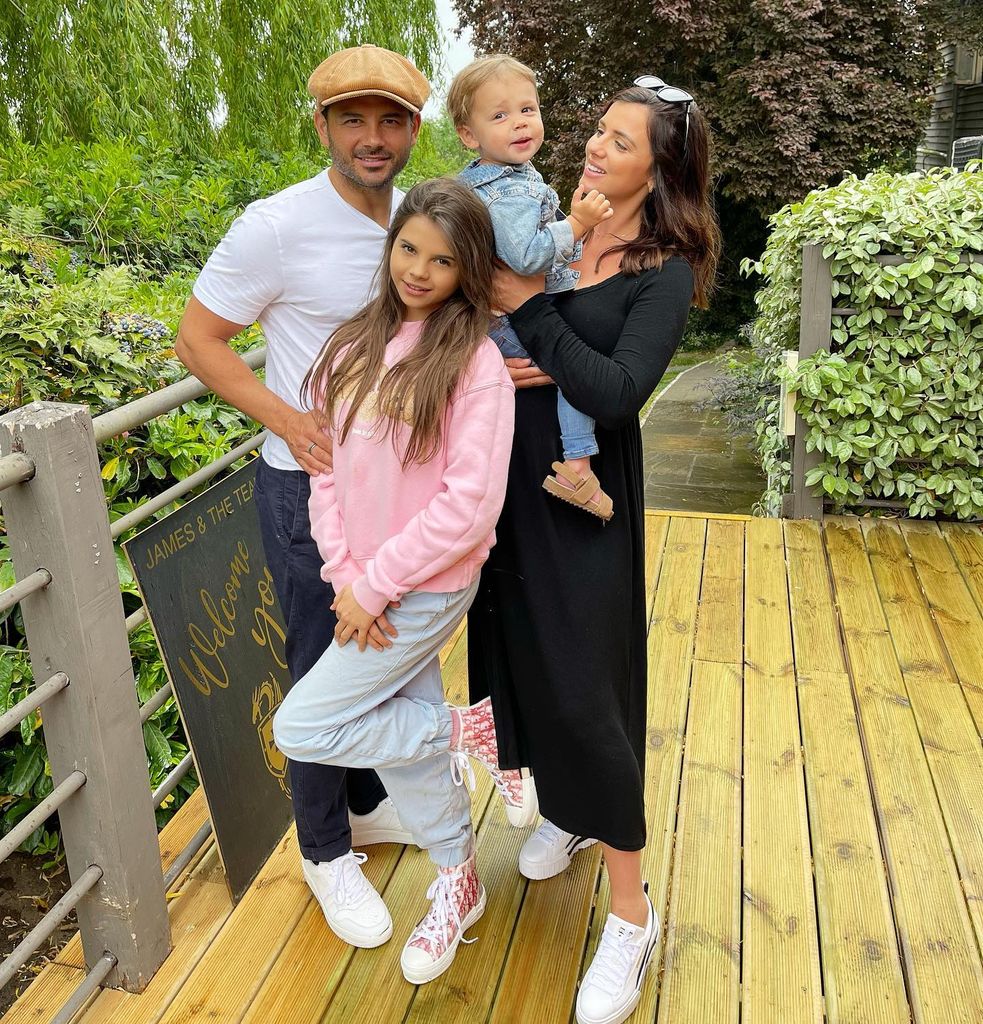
left=0, top=119, right=467, bottom=274
left=0, top=127, right=468, bottom=858
left=0, top=227, right=262, bottom=853
left=742, top=166, right=983, bottom=518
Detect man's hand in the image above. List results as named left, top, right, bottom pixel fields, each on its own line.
left=332, top=585, right=398, bottom=652
left=284, top=408, right=333, bottom=476
left=505, top=357, right=554, bottom=389
left=568, top=188, right=614, bottom=239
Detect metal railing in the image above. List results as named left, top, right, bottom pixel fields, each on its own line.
left=0, top=346, right=267, bottom=1017
left=784, top=246, right=983, bottom=519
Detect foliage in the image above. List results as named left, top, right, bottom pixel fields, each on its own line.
left=0, top=228, right=258, bottom=853
left=0, top=122, right=463, bottom=275
left=741, top=165, right=983, bottom=518
left=453, top=0, right=980, bottom=337
left=0, top=124, right=469, bottom=857
left=454, top=0, right=975, bottom=213
left=0, top=0, right=441, bottom=156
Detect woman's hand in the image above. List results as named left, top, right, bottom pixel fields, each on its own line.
left=332, top=584, right=398, bottom=652
left=492, top=265, right=545, bottom=315
left=505, top=358, right=554, bottom=389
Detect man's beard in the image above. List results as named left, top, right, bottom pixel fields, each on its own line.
left=329, top=145, right=402, bottom=192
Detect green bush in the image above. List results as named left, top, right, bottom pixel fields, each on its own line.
left=0, top=127, right=469, bottom=859
left=0, top=227, right=260, bottom=854
left=743, top=166, right=983, bottom=518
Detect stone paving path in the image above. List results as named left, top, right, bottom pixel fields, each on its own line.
left=642, top=357, right=766, bottom=514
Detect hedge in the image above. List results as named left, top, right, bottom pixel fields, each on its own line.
left=744, top=166, right=983, bottom=519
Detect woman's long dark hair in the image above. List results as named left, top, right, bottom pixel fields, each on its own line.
left=302, top=178, right=496, bottom=466
left=595, top=86, right=720, bottom=308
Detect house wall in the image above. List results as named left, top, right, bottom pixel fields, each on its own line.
left=917, top=44, right=983, bottom=170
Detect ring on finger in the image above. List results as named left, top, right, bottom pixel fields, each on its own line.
left=307, top=441, right=317, bottom=455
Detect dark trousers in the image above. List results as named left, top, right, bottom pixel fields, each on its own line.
left=254, top=459, right=388, bottom=862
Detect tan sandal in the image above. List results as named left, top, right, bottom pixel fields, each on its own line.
left=542, top=461, right=614, bottom=521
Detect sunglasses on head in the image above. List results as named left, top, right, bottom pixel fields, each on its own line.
left=633, top=75, right=693, bottom=156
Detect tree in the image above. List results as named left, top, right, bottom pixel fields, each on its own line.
left=452, top=0, right=980, bottom=330
left=453, top=0, right=980, bottom=210
left=0, top=0, right=441, bottom=154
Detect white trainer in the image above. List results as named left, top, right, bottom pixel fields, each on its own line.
left=302, top=850, right=393, bottom=948
left=576, top=885, right=659, bottom=1024
left=350, top=796, right=416, bottom=847
left=519, top=819, right=598, bottom=880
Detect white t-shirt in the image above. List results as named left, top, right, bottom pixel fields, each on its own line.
left=193, top=171, right=403, bottom=471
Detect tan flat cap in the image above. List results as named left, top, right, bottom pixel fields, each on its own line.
left=308, top=44, right=431, bottom=114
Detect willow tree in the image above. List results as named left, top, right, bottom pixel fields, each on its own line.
left=0, top=0, right=441, bottom=153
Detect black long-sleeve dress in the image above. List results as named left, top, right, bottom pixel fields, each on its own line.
left=467, top=257, right=694, bottom=850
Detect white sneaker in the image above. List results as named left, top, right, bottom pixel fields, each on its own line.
left=519, top=819, right=598, bottom=880
left=350, top=797, right=415, bottom=847
left=302, top=850, right=393, bottom=948
left=576, top=885, right=659, bottom=1024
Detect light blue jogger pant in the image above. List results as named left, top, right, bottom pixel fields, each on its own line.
left=273, top=582, right=478, bottom=868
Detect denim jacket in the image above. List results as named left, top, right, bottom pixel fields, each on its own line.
left=458, top=159, right=581, bottom=293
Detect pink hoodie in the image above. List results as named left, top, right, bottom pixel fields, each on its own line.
left=308, top=320, right=515, bottom=617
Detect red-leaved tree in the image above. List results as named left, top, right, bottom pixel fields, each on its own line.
left=452, top=0, right=979, bottom=328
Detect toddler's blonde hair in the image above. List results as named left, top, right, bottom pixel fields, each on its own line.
left=447, top=55, right=538, bottom=128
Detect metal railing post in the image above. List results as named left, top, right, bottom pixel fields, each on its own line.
left=0, top=402, right=170, bottom=992
left=791, top=243, right=833, bottom=520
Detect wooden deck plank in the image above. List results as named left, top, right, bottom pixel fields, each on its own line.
left=634, top=515, right=707, bottom=1021
left=404, top=800, right=528, bottom=1024
left=645, top=512, right=671, bottom=623
left=239, top=629, right=489, bottom=1024
left=77, top=848, right=234, bottom=1024
left=54, top=786, right=211, bottom=970
left=657, top=660, right=742, bottom=1024
left=742, top=518, right=822, bottom=1024
left=647, top=509, right=753, bottom=522
left=579, top=515, right=674, bottom=991
left=2, top=964, right=89, bottom=1023
left=151, top=825, right=314, bottom=1024
left=694, top=519, right=744, bottom=664
left=15, top=512, right=983, bottom=1024
left=488, top=842, right=602, bottom=1024
left=863, top=521, right=983, bottom=953
left=899, top=520, right=983, bottom=740
left=942, top=524, right=983, bottom=620
left=824, top=517, right=983, bottom=1023
left=783, top=520, right=848, bottom=675
left=785, top=519, right=909, bottom=1024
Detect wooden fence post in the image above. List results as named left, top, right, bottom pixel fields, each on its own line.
left=790, top=243, right=833, bottom=520
left=0, top=402, right=170, bottom=991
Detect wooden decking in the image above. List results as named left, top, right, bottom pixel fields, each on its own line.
left=8, top=511, right=983, bottom=1024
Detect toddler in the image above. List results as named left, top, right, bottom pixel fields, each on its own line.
left=449, top=55, right=615, bottom=521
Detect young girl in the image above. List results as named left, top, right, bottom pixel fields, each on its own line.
left=272, top=178, right=525, bottom=984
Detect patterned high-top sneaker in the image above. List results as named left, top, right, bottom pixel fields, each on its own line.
left=450, top=696, right=539, bottom=827
left=400, top=854, right=487, bottom=984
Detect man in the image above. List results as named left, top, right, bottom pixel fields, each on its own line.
left=175, top=44, right=430, bottom=949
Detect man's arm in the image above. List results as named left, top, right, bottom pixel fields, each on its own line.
left=175, top=296, right=332, bottom=475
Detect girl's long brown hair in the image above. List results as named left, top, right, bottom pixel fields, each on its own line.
left=302, top=178, right=496, bottom=466
left=596, top=86, right=721, bottom=308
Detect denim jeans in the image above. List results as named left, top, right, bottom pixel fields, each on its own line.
left=253, top=459, right=387, bottom=863
left=491, top=317, right=599, bottom=460
left=273, top=583, right=477, bottom=868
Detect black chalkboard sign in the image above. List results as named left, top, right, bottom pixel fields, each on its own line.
left=125, top=460, right=292, bottom=902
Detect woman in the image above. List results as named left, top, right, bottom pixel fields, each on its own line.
left=466, top=79, right=720, bottom=1024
